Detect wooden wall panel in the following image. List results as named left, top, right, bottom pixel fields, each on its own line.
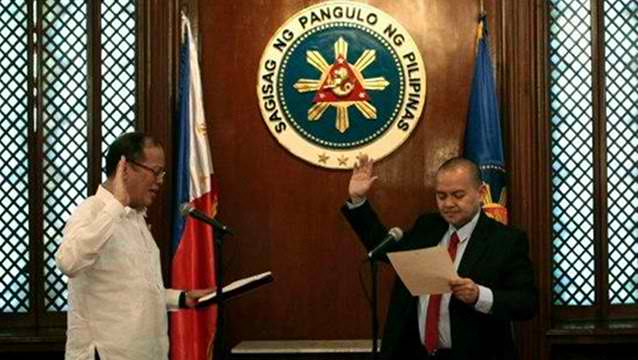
left=145, top=0, right=179, bottom=282
left=197, top=0, right=511, bottom=350
left=500, top=1, right=547, bottom=359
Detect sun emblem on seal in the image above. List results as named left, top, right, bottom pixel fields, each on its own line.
left=292, top=37, right=390, bottom=133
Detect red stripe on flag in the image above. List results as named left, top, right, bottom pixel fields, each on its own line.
left=170, top=185, right=218, bottom=360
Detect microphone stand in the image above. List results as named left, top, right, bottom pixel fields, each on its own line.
left=213, top=228, right=228, bottom=360
left=370, top=259, right=379, bottom=360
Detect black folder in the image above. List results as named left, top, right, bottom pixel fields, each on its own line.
left=196, top=271, right=273, bottom=307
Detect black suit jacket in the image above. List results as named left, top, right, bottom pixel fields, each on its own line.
left=342, top=201, right=537, bottom=360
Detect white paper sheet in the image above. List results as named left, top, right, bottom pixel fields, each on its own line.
left=387, top=246, right=459, bottom=296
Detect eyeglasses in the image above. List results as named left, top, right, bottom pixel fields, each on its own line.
left=128, top=159, right=166, bottom=181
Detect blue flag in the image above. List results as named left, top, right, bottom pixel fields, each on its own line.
left=464, top=16, right=508, bottom=224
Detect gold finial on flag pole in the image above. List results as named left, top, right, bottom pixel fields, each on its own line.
left=475, top=0, right=485, bottom=52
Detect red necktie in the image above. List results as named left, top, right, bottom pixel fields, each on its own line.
left=424, top=231, right=460, bottom=353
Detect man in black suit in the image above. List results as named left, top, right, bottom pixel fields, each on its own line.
left=342, top=155, right=537, bottom=360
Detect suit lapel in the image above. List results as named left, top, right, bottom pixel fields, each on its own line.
left=404, top=215, right=448, bottom=250
left=424, top=217, right=448, bottom=248
left=457, top=212, right=492, bottom=277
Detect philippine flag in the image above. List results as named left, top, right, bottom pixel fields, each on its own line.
left=170, top=14, right=218, bottom=360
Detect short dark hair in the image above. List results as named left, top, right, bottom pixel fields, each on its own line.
left=437, top=157, right=482, bottom=187
left=104, top=132, right=161, bottom=177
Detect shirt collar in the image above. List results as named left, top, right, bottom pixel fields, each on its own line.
left=95, top=185, right=147, bottom=217
left=447, top=210, right=481, bottom=243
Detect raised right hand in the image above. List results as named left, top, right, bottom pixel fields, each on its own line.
left=348, top=154, right=378, bottom=202
left=113, top=156, right=130, bottom=207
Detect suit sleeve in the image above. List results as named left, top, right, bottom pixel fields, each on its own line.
left=490, top=230, right=538, bottom=321
left=341, top=200, right=432, bottom=262
left=341, top=200, right=392, bottom=260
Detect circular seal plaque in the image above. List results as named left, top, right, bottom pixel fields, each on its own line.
left=257, top=1, right=426, bottom=169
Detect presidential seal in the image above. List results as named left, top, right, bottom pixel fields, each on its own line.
left=257, top=1, right=426, bottom=169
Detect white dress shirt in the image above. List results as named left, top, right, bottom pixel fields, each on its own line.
left=56, top=186, right=181, bottom=360
left=417, top=210, right=494, bottom=349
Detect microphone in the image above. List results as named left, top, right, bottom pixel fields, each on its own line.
left=179, top=203, right=234, bottom=235
left=367, top=227, right=403, bottom=260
